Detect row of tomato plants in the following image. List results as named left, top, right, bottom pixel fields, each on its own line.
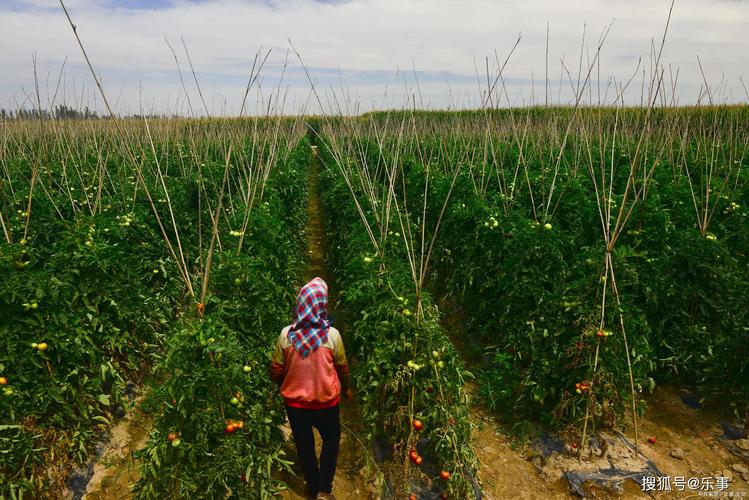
left=0, top=133, right=310, bottom=498
left=132, top=138, right=311, bottom=498
left=387, top=135, right=749, bottom=433
left=0, top=168, right=183, bottom=495
left=316, top=139, right=480, bottom=498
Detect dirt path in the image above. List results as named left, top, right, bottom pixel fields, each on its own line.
left=438, top=300, right=572, bottom=499
left=81, top=398, right=151, bottom=500
left=278, top=145, right=376, bottom=499
left=637, top=386, right=749, bottom=498
left=466, top=382, right=572, bottom=499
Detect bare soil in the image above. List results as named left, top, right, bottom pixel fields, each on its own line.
left=82, top=400, right=151, bottom=500
left=469, top=384, right=749, bottom=499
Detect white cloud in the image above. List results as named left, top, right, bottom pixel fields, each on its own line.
left=1, top=0, right=747, bottom=115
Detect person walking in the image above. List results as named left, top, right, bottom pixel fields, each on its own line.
left=270, top=277, right=352, bottom=500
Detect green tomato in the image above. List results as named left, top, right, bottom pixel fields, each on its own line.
left=234, top=278, right=242, bottom=286
left=437, top=361, right=445, bottom=369
left=243, top=365, right=252, bottom=373
left=171, top=438, right=181, bottom=447
left=230, top=397, right=240, bottom=406
left=3, top=388, right=13, bottom=396
left=432, top=351, right=440, bottom=359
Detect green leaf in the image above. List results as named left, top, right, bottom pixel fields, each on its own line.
left=97, top=394, right=111, bottom=406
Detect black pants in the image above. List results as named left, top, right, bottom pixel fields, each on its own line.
left=285, top=404, right=340, bottom=496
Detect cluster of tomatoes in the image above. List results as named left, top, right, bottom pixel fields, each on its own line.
left=30, top=341, right=48, bottom=352
left=0, top=374, right=12, bottom=397
left=574, top=382, right=591, bottom=394
left=167, top=432, right=181, bottom=447
left=407, top=419, right=452, bottom=498
left=224, top=419, right=245, bottom=434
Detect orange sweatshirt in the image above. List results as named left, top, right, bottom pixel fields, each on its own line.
left=270, top=326, right=349, bottom=409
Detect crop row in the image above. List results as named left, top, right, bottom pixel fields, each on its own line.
left=349, top=108, right=749, bottom=436
left=134, top=139, right=310, bottom=498
left=0, top=118, right=309, bottom=498
left=317, top=138, right=480, bottom=499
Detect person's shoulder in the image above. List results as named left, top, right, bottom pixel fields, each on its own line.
left=326, top=327, right=342, bottom=344
left=278, top=326, right=292, bottom=346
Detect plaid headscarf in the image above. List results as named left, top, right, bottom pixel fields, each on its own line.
left=288, top=277, right=331, bottom=359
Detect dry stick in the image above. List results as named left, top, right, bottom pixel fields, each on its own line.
left=143, top=117, right=194, bottom=295
left=21, top=58, right=49, bottom=241
left=697, top=56, right=713, bottom=107
left=495, top=68, right=537, bottom=218
left=609, top=68, right=668, bottom=249
left=181, top=36, right=210, bottom=117
left=0, top=208, right=10, bottom=244
left=199, top=144, right=233, bottom=307
left=420, top=164, right=461, bottom=291
left=545, top=22, right=614, bottom=219
left=482, top=35, right=523, bottom=109
left=58, top=0, right=193, bottom=296
left=239, top=49, right=271, bottom=117
left=609, top=0, right=675, bottom=245
left=578, top=107, right=619, bottom=457
left=165, top=37, right=195, bottom=118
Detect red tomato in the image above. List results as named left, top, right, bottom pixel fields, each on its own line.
left=412, top=419, right=423, bottom=431
left=440, top=470, right=450, bottom=480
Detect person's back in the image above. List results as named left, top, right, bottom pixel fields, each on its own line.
left=270, top=277, right=351, bottom=500
left=272, top=325, right=347, bottom=410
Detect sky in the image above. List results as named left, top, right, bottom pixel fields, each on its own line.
left=1, top=0, right=748, bottom=115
